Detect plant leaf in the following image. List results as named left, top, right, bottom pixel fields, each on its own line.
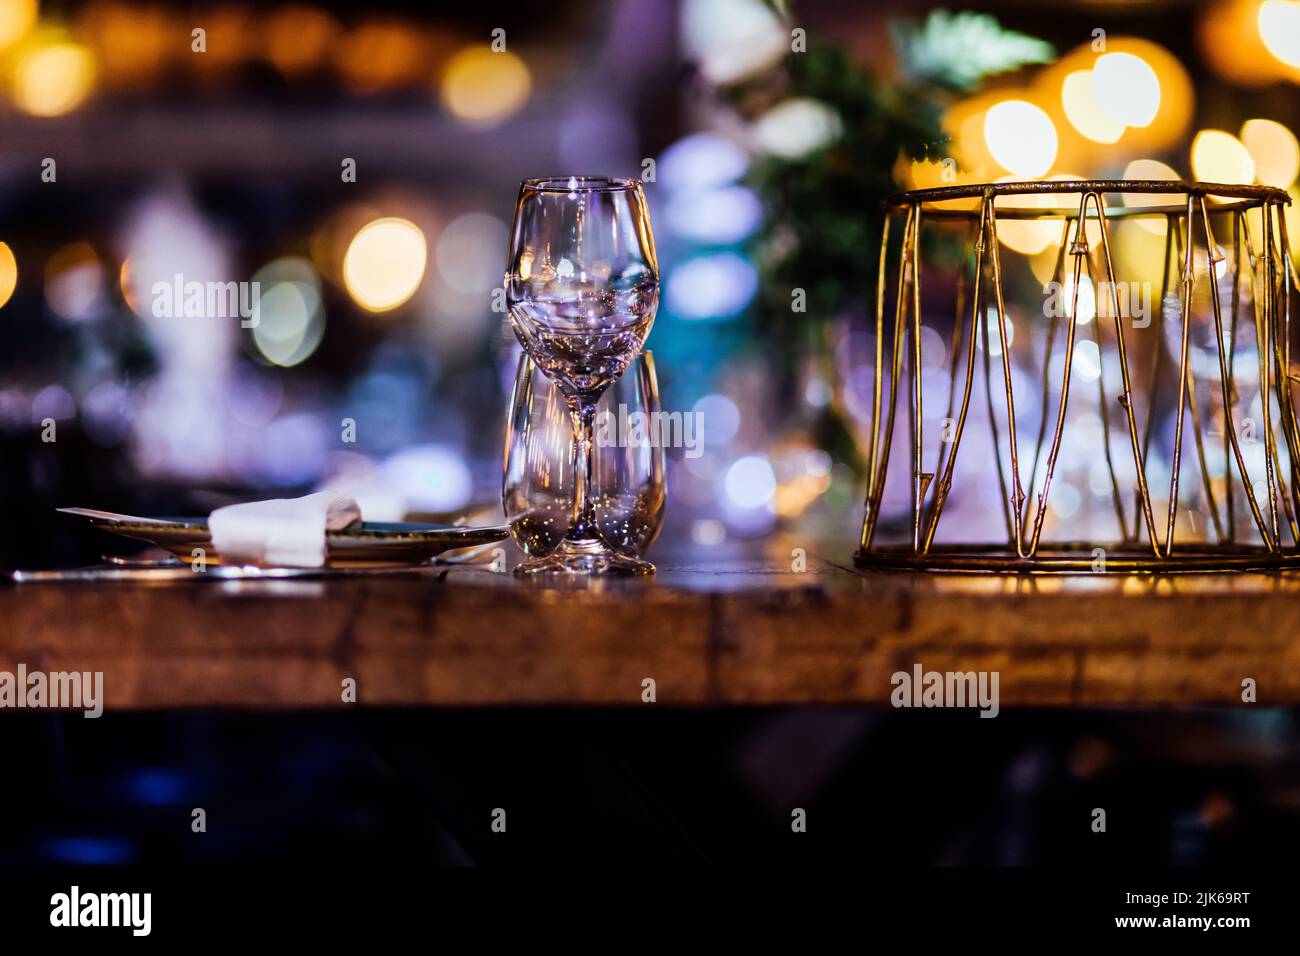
left=891, top=9, right=1054, bottom=91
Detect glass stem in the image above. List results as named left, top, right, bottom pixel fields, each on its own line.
left=567, top=398, right=599, bottom=543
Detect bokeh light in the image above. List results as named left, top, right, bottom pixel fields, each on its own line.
left=1200, top=0, right=1299, bottom=85
left=190, top=6, right=256, bottom=74
left=1240, top=118, right=1300, bottom=188
left=263, top=5, right=340, bottom=76
left=1191, top=130, right=1257, bottom=193
left=1110, top=39, right=1193, bottom=151
left=1259, top=1, right=1300, bottom=68
left=381, top=445, right=473, bottom=513
left=32, top=383, right=75, bottom=423
left=1092, top=52, right=1161, bottom=128
left=901, top=156, right=981, bottom=211
left=44, top=242, right=104, bottom=321
left=343, top=217, right=428, bottom=312
left=693, top=394, right=741, bottom=445
left=77, top=3, right=172, bottom=88
left=0, top=242, right=17, bottom=310
left=250, top=257, right=324, bottom=368
left=751, top=98, right=843, bottom=159
left=724, top=455, right=776, bottom=510
left=665, top=186, right=762, bottom=244
left=1115, top=218, right=1171, bottom=280
left=1248, top=185, right=1300, bottom=266
left=1061, top=70, right=1124, bottom=144
left=1073, top=339, right=1102, bottom=382
left=335, top=18, right=424, bottom=93
left=681, top=0, right=786, bottom=85
left=310, top=203, right=381, bottom=288
left=1062, top=274, right=1097, bottom=325
left=13, top=36, right=96, bottom=116
left=978, top=309, right=1015, bottom=357
left=665, top=252, right=757, bottom=319
left=659, top=132, right=749, bottom=189
left=440, top=47, right=531, bottom=126
left=1121, top=159, right=1181, bottom=235
left=0, top=0, right=38, bottom=50
left=984, top=100, right=1057, bottom=178
left=994, top=181, right=1058, bottom=255
left=942, top=92, right=1002, bottom=181
left=1045, top=37, right=1193, bottom=153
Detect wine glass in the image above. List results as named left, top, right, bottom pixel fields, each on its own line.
left=505, top=176, right=659, bottom=574
left=503, top=351, right=665, bottom=572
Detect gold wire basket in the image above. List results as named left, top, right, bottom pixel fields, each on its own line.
left=854, top=179, right=1299, bottom=573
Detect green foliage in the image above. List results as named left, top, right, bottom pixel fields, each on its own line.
left=724, top=9, right=1050, bottom=473
left=749, top=43, right=943, bottom=350
left=891, top=9, right=1055, bottom=92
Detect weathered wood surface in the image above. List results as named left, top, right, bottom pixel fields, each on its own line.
left=3, top=546, right=1299, bottom=708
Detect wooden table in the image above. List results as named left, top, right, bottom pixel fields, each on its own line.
left=3, top=540, right=1298, bottom=709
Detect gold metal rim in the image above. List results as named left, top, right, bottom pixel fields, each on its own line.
left=886, top=179, right=1293, bottom=214
left=853, top=545, right=1300, bottom=574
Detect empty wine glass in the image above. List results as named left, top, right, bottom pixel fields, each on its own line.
left=503, top=351, right=665, bottom=573
left=504, top=176, right=659, bottom=574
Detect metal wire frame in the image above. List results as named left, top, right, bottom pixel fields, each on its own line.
left=855, top=180, right=1300, bottom=573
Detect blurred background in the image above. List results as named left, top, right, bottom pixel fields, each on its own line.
left=1, top=0, right=1295, bottom=568
left=1, top=0, right=1299, bottom=866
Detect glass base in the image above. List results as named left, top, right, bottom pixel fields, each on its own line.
left=514, top=539, right=654, bottom=577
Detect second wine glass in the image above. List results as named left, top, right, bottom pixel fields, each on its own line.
left=504, top=176, right=659, bottom=575
left=504, top=351, right=665, bottom=574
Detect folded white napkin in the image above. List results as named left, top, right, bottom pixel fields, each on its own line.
left=208, top=492, right=362, bottom=568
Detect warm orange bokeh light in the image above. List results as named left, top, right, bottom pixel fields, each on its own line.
left=1199, top=0, right=1300, bottom=85
left=1240, top=118, right=1300, bottom=188
left=336, top=20, right=426, bottom=93
left=440, top=47, right=532, bottom=126
left=263, top=5, right=341, bottom=76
